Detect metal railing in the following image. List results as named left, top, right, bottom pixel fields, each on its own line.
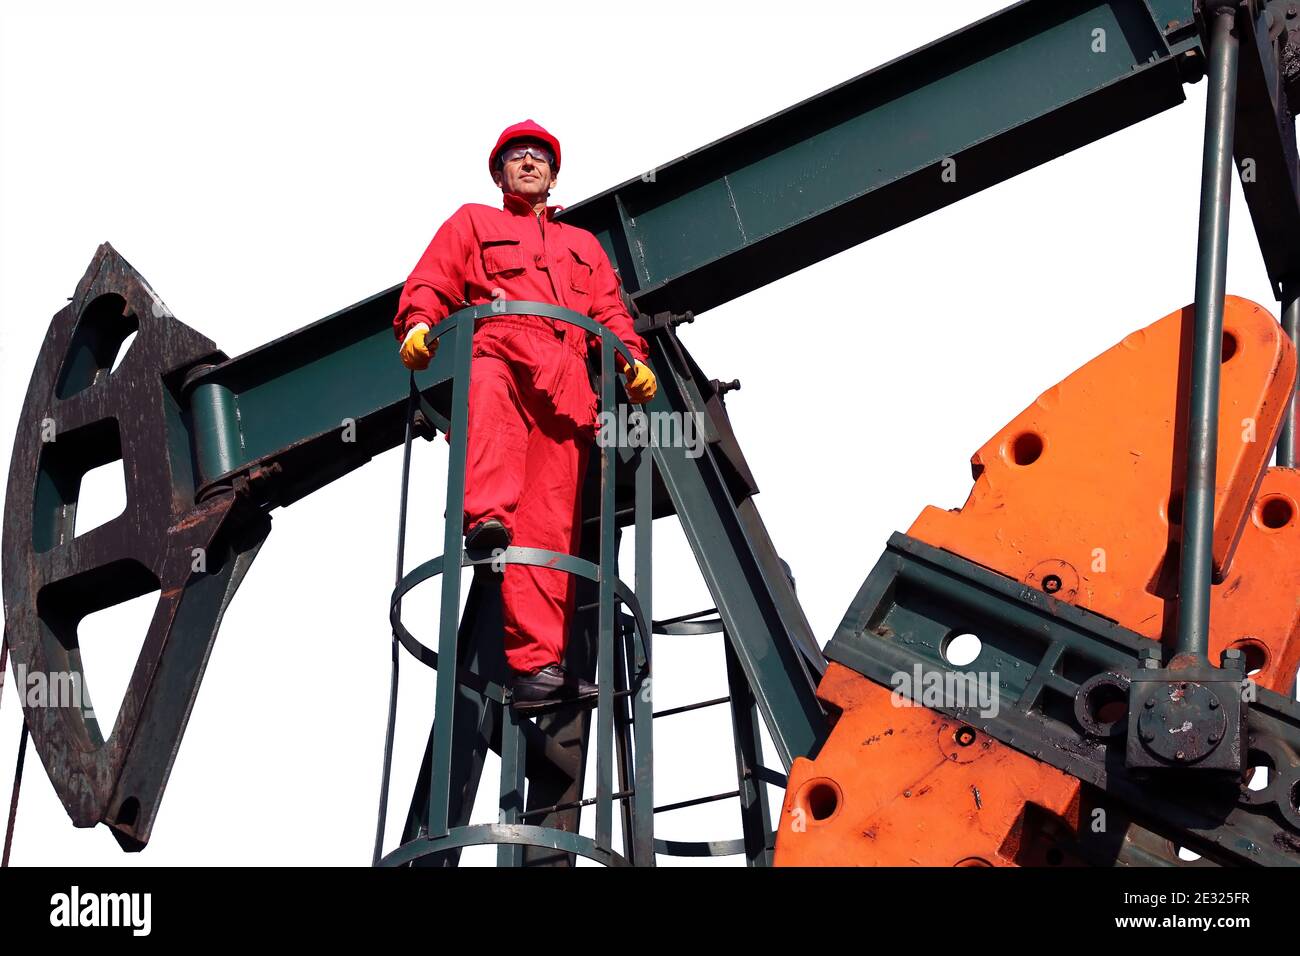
left=369, top=300, right=786, bottom=867
left=373, top=301, right=654, bottom=867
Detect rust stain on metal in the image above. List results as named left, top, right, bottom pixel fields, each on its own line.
left=1, top=243, right=271, bottom=850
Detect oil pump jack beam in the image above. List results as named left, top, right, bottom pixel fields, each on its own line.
left=136, top=0, right=1300, bottom=496
left=5, top=0, right=1300, bottom=850
left=560, top=0, right=1300, bottom=310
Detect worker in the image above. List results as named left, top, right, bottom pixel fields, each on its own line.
left=393, top=119, right=657, bottom=713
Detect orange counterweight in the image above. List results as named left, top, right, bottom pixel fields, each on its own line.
left=776, top=298, right=1299, bottom=866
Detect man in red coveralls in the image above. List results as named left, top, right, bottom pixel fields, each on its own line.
left=393, top=120, right=657, bottom=712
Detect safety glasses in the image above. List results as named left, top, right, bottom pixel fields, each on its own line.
left=499, top=144, right=554, bottom=167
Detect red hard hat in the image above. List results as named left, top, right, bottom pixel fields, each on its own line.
left=488, top=119, right=561, bottom=179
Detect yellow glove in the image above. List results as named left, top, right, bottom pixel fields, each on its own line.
left=623, top=359, right=657, bottom=404
left=399, top=323, right=438, bottom=371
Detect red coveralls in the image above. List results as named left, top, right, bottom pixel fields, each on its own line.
left=394, top=193, right=649, bottom=673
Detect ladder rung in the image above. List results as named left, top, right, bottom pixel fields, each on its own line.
left=654, top=790, right=741, bottom=815
left=653, top=695, right=730, bottom=719
left=516, top=789, right=635, bottom=821
left=582, top=506, right=636, bottom=525
left=516, top=686, right=635, bottom=704
left=576, top=600, right=630, bottom=613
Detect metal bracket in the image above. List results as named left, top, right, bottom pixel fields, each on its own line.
left=1125, top=651, right=1248, bottom=771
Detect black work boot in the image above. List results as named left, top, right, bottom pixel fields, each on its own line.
left=508, top=664, right=599, bottom=714
left=465, top=518, right=511, bottom=554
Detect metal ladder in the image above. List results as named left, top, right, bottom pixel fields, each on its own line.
left=371, top=300, right=783, bottom=867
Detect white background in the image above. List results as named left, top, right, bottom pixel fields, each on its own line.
left=0, top=0, right=1293, bottom=866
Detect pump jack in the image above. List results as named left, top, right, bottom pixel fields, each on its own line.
left=5, top=0, right=1300, bottom=866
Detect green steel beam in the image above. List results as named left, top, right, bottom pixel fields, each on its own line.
left=558, top=0, right=1192, bottom=315
left=637, top=328, right=826, bottom=766
left=180, top=0, right=1217, bottom=492
left=179, top=0, right=1300, bottom=525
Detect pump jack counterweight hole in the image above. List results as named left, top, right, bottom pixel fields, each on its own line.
left=1221, top=331, right=1238, bottom=363
left=803, top=782, right=840, bottom=821
left=954, top=726, right=977, bottom=747
left=1258, top=495, right=1294, bottom=530
left=1009, top=432, right=1044, bottom=466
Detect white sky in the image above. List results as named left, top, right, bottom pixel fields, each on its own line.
left=0, top=0, right=1292, bottom=866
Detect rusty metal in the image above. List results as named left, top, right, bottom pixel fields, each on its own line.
left=1125, top=652, right=1247, bottom=771
left=1, top=245, right=272, bottom=849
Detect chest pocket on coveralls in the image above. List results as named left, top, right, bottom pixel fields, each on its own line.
left=567, top=247, right=593, bottom=300
left=481, top=236, right=526, bottom=279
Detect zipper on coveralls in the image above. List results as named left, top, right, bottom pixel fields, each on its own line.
left=536, top=208, right=565, bottom=340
